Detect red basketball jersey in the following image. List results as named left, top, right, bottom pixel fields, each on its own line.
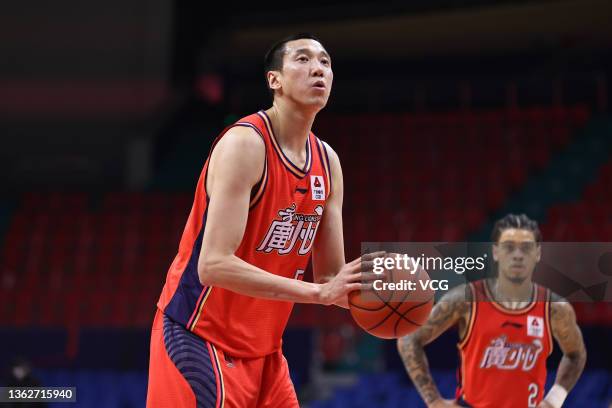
left=456, top=280, right=553, bottom=408
left=156, top=111, right=331, bottom=358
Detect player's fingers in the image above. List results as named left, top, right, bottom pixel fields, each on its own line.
left=342, top=262, right=362, bottom=275
left=361, top=251, right=386, bottom=262
left=345, top=257, right=385, bottom=275
left=360, top=259, right=391, bottom=275
left=347, top=256, right=362, bottom=266
left=359, top=282, right=375, bottom=292
left=359, top=272, right=383, bottom=282
left=346, top=282, right=373, bottom=293
left=346, top=271, right=363, bottom=283
left=358, top=260, right=376, bottom=272
left=347, top=261, right=381, bottom=276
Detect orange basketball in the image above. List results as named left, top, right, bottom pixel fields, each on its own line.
left=348, top=264, right=434, bottom=339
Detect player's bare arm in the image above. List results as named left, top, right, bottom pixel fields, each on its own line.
left=197, top=126, right=377, bottom=305
left=397, top=285, right=471, bottom=408
left=538, top=295, right=587, bottom=408
left=549, top=295, right=587, bottom=390
left=310, top=142, right=352, bottom=308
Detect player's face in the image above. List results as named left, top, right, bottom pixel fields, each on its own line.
left=272, top=39, right=333, bottom=110
left=493, top=229, right=541, bottom=284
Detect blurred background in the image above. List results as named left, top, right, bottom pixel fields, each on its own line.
left=1, top=0, right=611, bottom=406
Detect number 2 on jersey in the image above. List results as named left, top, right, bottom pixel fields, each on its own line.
left=528, top=383, right=539, bottom=407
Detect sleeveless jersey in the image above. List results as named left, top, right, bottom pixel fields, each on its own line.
left=156, top=110, right=332, bottom=357
left=456, top=280, right=553, bottom=408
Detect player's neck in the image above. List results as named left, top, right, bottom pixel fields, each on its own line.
left=265, top=102, right=316, bottom=153
left=491, top=277, right=534, bottom=304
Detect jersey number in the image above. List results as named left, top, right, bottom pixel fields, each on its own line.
left=528, top=383, right=538, bottom=407
left=294, top=269, right=305, bottom=280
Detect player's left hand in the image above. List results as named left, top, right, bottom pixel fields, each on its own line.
left=318, top=251, right=386, bottom=306
left=536, top=401, right=554, bottom=408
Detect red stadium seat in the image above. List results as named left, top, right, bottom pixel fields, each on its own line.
left=84, top=292, right=114, bottom=326
left=134, top=292, right=157, bottom=327
left=14, top=291, right=34, bottom=326
left=0, top=290, right=16, bottom=324
left=110, top=292, right=133, bottom=327
left=64, top=292, right=81, bottom=326
left=37, top=290, right=64, bottom=327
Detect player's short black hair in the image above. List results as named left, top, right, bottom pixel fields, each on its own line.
left=263, top=33, right=325, bottom=98
left=491, top=213, right=542, bottom=243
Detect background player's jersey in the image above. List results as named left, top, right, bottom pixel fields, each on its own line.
left=456, top=280, right=553, bottom=408
left=156, top=111, right=332, bottom=358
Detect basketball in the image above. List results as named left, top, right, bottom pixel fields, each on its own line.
left=349, top=263, right=434, bottom=339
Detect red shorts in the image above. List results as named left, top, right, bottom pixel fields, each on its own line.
left=146, top=309, right=298, bottom=408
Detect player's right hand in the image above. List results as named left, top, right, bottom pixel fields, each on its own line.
left=428, top=399, right=462, bottom=408
left=318, top=251, right=386, bottom=305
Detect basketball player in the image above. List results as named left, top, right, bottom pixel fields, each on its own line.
left=397, top=214, right=587, bottom=408
left=147, top=34, right=381, bottom=407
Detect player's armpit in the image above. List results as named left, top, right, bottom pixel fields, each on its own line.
left=396, top=285, right=470, bottom=406
left=549, top=295, right=587, bottom=392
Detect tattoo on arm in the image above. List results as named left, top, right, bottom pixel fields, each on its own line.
left=550, top=294, right=587, bottom=391
left=397, top=286, right=470, bottom=405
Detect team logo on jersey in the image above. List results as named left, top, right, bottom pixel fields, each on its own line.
left=256, top=203, right=324, bottom=255
left=480, top=335, right=543, bottom=371
left=310, top=175, right=325, bottom=200
left=527, top=316, right=544, bottom=338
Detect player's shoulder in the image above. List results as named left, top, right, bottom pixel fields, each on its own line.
left=548, top=290, right=565, bottom=302
left=212, top=125, right=266, bottom=165
left=424, top=283, right=473, bottom=325
left=437, top=283, right=473, bottom=306
left=208, top=125, right=265, bottom=185
left=316, top=138, right=341, bottom=176
left=219, top=124, right=265, bottom=151
left=547, top=291, right=576, bottom=321
left=545, top=288, right=572, bottom=309
left=316, top=137, right=334, bottom=153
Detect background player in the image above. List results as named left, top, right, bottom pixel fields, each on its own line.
left=397, top=214, right=587, bottom=408
left=147, top=33, right=382, bottom=407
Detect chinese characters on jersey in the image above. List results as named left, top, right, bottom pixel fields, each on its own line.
left=257, top=203, right=324, bottom=256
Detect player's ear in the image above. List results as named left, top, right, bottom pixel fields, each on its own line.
left=267, top=70, right=282, bottom=93
left=492, top=243, right=499, bottom=262
left=535, top=244, right=541, bottom=262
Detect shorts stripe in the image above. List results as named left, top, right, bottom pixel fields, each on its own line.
left=208, top=343, right=225, bottom=408
left=163, top=314, right=219, bottom=408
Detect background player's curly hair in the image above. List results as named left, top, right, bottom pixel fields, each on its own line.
left=491, top=213, right=542, bottom=243
left=263, top=33, right=326, bottom=98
